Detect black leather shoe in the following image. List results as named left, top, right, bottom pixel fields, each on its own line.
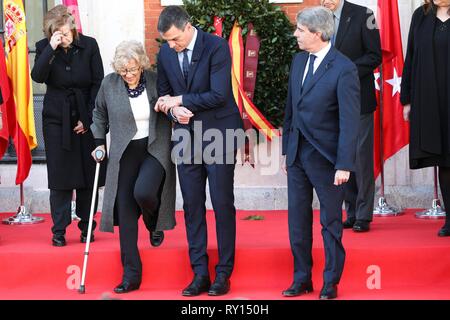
left=182, top=275, right=211, bottom=296
left=52, top=235, right=66, bottom=247
left=282, top=281, right=313, bottom=297
left=319, top=283, right=338, bottom=299
left=353, top=220, right=370, bottom=232
left=343, top=218, right=356, bottom=229
left=80, top=232, right=95, bottom=243
left=208, top=273, right=231, bottom=296
left=113, top=281, right=140, bottom=294
left=149, top=230, right=164, bottom=247
left=438, top=227, right=450, bottom=237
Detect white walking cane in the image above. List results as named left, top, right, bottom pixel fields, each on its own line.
left=79, top=149, right=104, bottom=294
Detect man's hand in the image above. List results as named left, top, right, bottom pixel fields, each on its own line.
left=154, top=95, right=183, bottom=114
left=172, top=106, right=194, bottom=124
left=403, top=104, right=411, bottom=121
left=334, top=170, right=350, bottom=186
left=73, top=120, right=87, bottom=134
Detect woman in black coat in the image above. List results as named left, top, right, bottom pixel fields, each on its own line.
left=401, top=0, right=450, bottom=237
left=31, top=5, right=105, bottom=246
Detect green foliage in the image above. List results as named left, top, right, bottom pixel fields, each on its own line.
left=242, top=215, right=265, bottom=221
left=183, top=0, right=298, bottom=127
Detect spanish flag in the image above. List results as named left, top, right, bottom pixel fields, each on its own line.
left=229, top=22, right=280, bottom=141
left=3, top=0, right=37, bottom=184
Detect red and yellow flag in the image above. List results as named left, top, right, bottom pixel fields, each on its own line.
left=4, top=0, right=37, bottom=184
left=229, top=22, right=280, bottom=141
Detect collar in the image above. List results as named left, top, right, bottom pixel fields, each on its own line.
left=334, top=0, right=345, bottom=19
left=310, top=42, right=332, bottom=59
left=186, top=28, right=198, bottom=52
left=71, top=34, right=85, bottom=49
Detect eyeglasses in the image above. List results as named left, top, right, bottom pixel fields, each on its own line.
left=119, top=67, right=141, bottom=76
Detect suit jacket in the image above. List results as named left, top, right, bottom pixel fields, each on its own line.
left=91, top=70, right=176, bottom=233
left=157, top=28, right=243, bottom=158
left=282, top=46, right=360, bottom=172
left=334, top=0, right=381, bottom=114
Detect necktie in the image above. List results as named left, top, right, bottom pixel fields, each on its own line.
left=301, top=54, right=316, bottom=93
left=182, top=49, right=189, bottom=83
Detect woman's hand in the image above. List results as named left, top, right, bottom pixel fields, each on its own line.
left=50, top=31, right=63, bottom=50
left=403, top=104, right=411, bottom=121
left=73, top=120, right=87, bottom=134
left=91, top=145, right=106, bottom=162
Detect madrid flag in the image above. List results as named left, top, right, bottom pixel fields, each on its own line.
left=373, top=0, right=409, bottom=178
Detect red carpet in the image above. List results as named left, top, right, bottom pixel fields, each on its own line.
left=0, top=210, right=449, bottom=300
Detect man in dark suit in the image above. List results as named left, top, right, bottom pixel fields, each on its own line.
left=322, top=0, right=382, bottom=232
left=282, top=6, right=360, bottom=299
left=155, top=6, right=243, bottom=297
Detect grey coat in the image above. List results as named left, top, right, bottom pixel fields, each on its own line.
left=91, top=70, right=176, bottom=233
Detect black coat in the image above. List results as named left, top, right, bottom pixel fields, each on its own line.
left=334, top=0, right=382, bottom=114
left=401, top=6, right=450, bottom=167
left=31, top=34, right=105, bottom=190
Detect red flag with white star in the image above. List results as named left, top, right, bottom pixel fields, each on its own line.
left=373, top=0, right=409, bottom=178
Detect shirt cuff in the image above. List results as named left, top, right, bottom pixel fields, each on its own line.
left=169, top=107, right=178, bottom=123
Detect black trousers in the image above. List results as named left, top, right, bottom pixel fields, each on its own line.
left=115, top=137, right=165, bottom=283
left=50, top=188, right=98, bottom=236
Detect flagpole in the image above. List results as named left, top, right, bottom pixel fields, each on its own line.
left=2, top=183, right=44, bottom=225
left=373, top=64, right=403, bottom=216
left=415, top=166, right=446, bottom=219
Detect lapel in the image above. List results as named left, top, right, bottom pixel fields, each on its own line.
left=187, top=28, right=204, bottom=90
left=298, top=47, right=337, bottom=104
left=144, top=71, right=157, bottom=146
left=293, top=53, right=309, bottom=108
left=115, top=75, right=138, bottom=135
left=334, top=1, right=353, bottom=49
left=169, top=48, right=187, bottom=89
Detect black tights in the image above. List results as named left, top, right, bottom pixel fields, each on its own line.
left=438, top=167, right=450, bottom=228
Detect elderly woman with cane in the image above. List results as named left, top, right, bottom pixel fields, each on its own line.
left=90, top=40, right=176, bottom=293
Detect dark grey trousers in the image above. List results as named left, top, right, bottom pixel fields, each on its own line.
left=344, top=112, right=375, bottom=222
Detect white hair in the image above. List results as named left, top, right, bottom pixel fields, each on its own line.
left=296, top=6, right=335, bottom=42
left=111, top=40, right=151, bottom=72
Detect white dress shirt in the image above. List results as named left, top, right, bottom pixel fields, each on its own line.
left=302, top=42, right=332, bottom=85
left=178, top=28, right=198, bottom=70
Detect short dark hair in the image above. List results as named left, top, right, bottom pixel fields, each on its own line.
left=157, top=6, right=190, bottom=34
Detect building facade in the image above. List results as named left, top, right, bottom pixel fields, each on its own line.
left=0, top=0, right=434, bottom=212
